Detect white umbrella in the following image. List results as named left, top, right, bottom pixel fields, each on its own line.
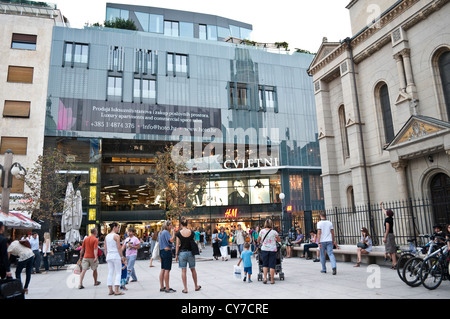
left=61, top=182, right=82, bottom=244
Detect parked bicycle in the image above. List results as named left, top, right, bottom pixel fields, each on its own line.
left=419, top=241, right=449, bottom=290
left=402, top=235, right=447, bottom=287
left=396, top=235, right=430, bottom=283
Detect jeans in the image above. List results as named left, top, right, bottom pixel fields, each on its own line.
left=319, top=241, right=336, bottom=272
left=126, top=254, right=137, bottom=283
left=32, top=250, right=41, bottom=273
left=42, top=253, right=50, bottom=271
left=178, top=251, right=196, bottom=269
left=303, top=243, right=318, bottom=258
left=16, top=256, right=34, bottom=289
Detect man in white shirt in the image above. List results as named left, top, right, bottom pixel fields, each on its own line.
left=317, top=212, right=337, bottom=275
left=28, top=232, right=41, bottom=274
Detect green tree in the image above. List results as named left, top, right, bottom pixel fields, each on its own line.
left=86, top=18, right=138, bottom=31
left=19, top=148, right=77, bottom=223
left=103, top=17, right=138, bottom=31
left=148, top=145, right=205, bottom=221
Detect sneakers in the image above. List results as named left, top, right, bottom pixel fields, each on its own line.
left=243, top=276, right=252, bottom=283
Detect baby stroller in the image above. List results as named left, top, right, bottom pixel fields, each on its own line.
left=256, top=243, right=285, bottom=281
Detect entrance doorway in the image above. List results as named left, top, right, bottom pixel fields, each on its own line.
left=430, top=173, right=450, bottom=225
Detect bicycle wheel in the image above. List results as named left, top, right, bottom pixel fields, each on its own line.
left=397, top=253, right=414, bottom=282
left=402, top=257, right=423, bottom=287
left=420, top=256, right=443, bottom=290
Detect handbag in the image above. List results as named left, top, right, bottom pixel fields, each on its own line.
left=152, top=241, right=160, bottom=259
left=357, top=242, right=368, bottom=249
left=191, top=239, right=200, bottom=256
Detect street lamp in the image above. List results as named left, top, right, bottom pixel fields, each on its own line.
left=279, top=193, right=285, bottom=235
left=1, top=150, right=27, bottom=214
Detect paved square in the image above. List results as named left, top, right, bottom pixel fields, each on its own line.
left=19, top=246, right=450, bottom=299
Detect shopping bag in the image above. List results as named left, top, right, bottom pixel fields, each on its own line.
left=152, top=241, right=160, bottom=259
left=74, top=260, right=82, bottom=275
left=233, top=265, right=242, bottom=280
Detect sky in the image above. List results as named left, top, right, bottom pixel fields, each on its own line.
left=50, top=0, right=352, bottom=53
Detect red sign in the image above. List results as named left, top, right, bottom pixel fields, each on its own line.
left=225, top=208, right=238, bottom=218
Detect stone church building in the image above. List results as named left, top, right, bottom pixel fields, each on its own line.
left=308, top=0, right=449, bottom=226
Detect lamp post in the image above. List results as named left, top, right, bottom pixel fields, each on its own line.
left=1, top=150, right=27, bottom=214
left=279, top=192, right=285, bottom=235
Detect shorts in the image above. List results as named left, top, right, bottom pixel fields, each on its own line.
left=244, top=266, right=252, bottom=274
left=261, top=250, right=277, bottom=269
left=178, top=251, right=196, bottom=269
left=160, top=249, right=172, bottom=271
left=81, top=258, right=98, bottom=271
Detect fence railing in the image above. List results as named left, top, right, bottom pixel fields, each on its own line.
left=273, top=198, right=449, bottom=247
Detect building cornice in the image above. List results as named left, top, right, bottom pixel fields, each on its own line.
left=308, top=0, right=448, bottom=77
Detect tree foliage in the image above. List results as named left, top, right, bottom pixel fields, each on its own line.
left=148, top=145, right=205, bottom=221
left=87, top=18, right=138, bottom=31
left=19, top=148, right=77, bottom=223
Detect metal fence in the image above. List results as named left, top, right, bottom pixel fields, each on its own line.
left=274, top=198, right=449, bottom=247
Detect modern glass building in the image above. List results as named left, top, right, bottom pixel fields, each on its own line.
left=44, top=4, right=322, bottom=236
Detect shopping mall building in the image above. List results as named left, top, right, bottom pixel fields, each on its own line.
left=44, top=3, right=323, bottom=237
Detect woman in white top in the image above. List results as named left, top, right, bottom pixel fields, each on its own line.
left=7, top=240, right=35, bottom=294
left=104, top=222, right=126, bottom=296
left=354, top=227, right=373, bottom=267
left=42, top=232, right=51, bottom=274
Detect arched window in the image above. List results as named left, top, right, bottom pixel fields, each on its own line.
left=347, top=186, right=355, bottom=211
left=379, top=84, right=395, bottom=144
left=338, top=105, right=350, bottom=159
left=438, top=51, right=450, bottom=119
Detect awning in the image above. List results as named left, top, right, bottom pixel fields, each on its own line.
left=0, top=211, right=41, bottom=230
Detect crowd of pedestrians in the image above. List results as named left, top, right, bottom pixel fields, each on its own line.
left=1, top=204, right=450, bottom=297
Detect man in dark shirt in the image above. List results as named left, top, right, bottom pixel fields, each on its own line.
left=0, top=221, right=12, bottom=279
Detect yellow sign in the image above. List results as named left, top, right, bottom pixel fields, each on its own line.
left=90, top=167, right=98, bottom=184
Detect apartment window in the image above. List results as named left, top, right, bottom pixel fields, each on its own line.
left=11, top=33, right=37, bottom=50
left=0, top=137, right=27, bottom=155
left=229, top=82, right=249, bottom=109
left=7, top=66, right=33, bottom=83
left=133, top=78, right=156, bottom=101
left=258, top=86, right=278, bottom=112
left=135, top=50, right=156, bottom=75
left=199, top=24, right=207, bottom=40
left=64, top=42, right=89, bottom=66
left=167, top=53, right=188, bottom=75
left=164, top=21, right=179, bottom=37
left=106, top=7, right=129, bottom=21
left=107, top=76, right=122, bottom=98
left=108, top=46, right=124, bottom=72
left=150, top=14, right=163, bottom=33
left=3, top=101, right=30, bottom=118
left=142, top=79, right=156, bottom=99
left=207, top=25, right=218, bottom=41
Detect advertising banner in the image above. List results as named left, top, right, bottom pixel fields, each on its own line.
left=54, top=98, right=221, bottom=136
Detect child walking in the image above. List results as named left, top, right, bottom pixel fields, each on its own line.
left=120, top=259, right=128, bottom=291
left=237, top=242, right=253, bottom=283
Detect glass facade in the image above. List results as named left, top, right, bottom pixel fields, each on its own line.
left=105, top=4, right=253, bottom=42
left=45, top=8, right=322, bottom=231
